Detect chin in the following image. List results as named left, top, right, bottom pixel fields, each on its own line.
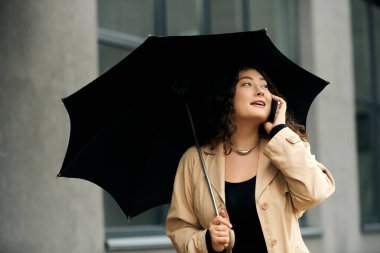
left=240, top=114, right=268, bottom=122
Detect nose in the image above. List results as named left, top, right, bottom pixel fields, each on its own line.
left=254, top=85, right=265, bottom=96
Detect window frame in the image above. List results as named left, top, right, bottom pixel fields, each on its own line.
left=353, top=0, right=380, bottom=232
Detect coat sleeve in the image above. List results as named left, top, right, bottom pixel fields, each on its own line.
left=263, top=127, right=335, bottom=212
left=166, top=147, right=209, bottom=253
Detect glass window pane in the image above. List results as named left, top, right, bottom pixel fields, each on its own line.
left=352, top=0, right=372, bottom=100
left=356, top=105, right=377, bottom=223
left=98, top=0, right=155, bottom=37
left=377, top=110, right=380, bottom=220
left=248, top=0, right=299, bottom=62
left=167, top=0, right=201, bottom=35
left=211, top=0, right=243, bottom=33
left=374, top=5, right=380, bottom=101
left=104, top=191, right=169, bottom=230
left=353, top=0, right=380, bottom=228
left=99, top=44, right=132, bottom=75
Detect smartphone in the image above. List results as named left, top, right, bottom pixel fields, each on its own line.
left=267, top=98, right=278, bottom=123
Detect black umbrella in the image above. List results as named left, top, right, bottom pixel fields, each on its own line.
left=58, top=29, right=329, bottom=219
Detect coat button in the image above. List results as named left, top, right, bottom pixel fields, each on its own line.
left=261, top=203, right=269, bottom=210
left=287, top=135, right=295, bottom=142
left=286, top=135, right=300, bottom=144
left=271, top=239, right=277, bottom=246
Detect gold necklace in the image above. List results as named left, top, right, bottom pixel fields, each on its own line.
left=232, top=140, right=260, bottom=155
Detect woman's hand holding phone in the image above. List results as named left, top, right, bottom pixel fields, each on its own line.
left=263, top=95, right=287, bottom=134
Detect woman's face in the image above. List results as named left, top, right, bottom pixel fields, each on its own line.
left=233, top=68, right=272, bottom=122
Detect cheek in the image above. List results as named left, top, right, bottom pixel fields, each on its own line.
left=233, top=91, right=250, bottom=110
left=266, top=104, right=272, bottom=116
left=234, top=89, right=251, bottom=102
left=264, top=93, right=273, bottom=115
left=233, top=99, right=244, bottom=114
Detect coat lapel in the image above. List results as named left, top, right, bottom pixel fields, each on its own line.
left=255, top=138, right=279, bottom=201
left=203, top=143, right=226, bottom=204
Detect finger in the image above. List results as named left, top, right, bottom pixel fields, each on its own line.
left=211, top=215, right=232, bottom=228
left=272, top=94, right=285, bottom=103
left=272, top=95, right=287, bottom=110
left=216, top=212, right=233, bottom=228
left=210, top=223, right=230, bottom=233
left=213, top=230, right=229, bottom=237
left=216, top=217, right=232, bottom=228
left=210, top=218, right=220, bottom=226
left=210, top=215, right=223, bottom=225
left=209, top=227, right=229, bottom=238
left=213, top=225, right=230, bottom=233
left=211, top=244, right=225, bottom=252
left=211, top=241, right=227, bottom=252
left=270, top=96, right=286, bottom=125
left=214, top=236, right=230, bottom=244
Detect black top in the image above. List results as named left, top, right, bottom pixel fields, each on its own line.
left=225, top=177, right=267, bottom=253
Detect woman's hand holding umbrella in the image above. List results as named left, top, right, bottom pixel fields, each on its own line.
left=209, top=210, right=232, bottom=252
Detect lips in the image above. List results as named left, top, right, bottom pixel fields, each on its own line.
left=250, top=100, right=266, bottom=107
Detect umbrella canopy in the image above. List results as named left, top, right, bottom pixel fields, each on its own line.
left=58, top=29, right=329, bottom=219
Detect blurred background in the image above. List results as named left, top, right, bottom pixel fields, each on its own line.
left=0, top=0, right=379, bottom=252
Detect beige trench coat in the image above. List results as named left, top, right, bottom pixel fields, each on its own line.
left=166, top=127, right=335, bottom=253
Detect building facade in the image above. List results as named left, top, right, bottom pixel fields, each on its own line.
left=0, top=0, right=379, bottom=252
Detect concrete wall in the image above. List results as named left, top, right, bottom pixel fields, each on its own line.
left=0, top=1, right=104, bottom=252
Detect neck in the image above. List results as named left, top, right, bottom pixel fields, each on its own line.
left=231, top=119, right=261, bottom=149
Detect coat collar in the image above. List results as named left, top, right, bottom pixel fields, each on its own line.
left=201, top=139, right=278, bottom=204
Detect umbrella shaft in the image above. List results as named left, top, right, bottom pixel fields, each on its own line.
left=185, top=103, right=219, bottom=217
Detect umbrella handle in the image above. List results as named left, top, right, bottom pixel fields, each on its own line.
left=185, top=104, right=219, bottom=217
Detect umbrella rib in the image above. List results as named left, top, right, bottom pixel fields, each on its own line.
left=185, top=103, right=219, bottom=217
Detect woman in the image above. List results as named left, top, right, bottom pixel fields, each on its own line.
left=166, top=66, right=335, bottom=253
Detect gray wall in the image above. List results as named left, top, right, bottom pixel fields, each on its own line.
left=0, top=1, right=104, bottom=252
left=300, top=0, right=379, bottom=252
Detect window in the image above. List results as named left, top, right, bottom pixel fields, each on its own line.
left=97, top=0, right=300, bottom=250
left=352, top=0, right=380, bottom=231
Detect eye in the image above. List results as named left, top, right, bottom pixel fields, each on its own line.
left=261, top=84, right=269, bottom=90
left=241, top=82, right=253, bottom=87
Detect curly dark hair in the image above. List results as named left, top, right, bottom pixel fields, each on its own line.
left=208, top=65, right=308, bottom=154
